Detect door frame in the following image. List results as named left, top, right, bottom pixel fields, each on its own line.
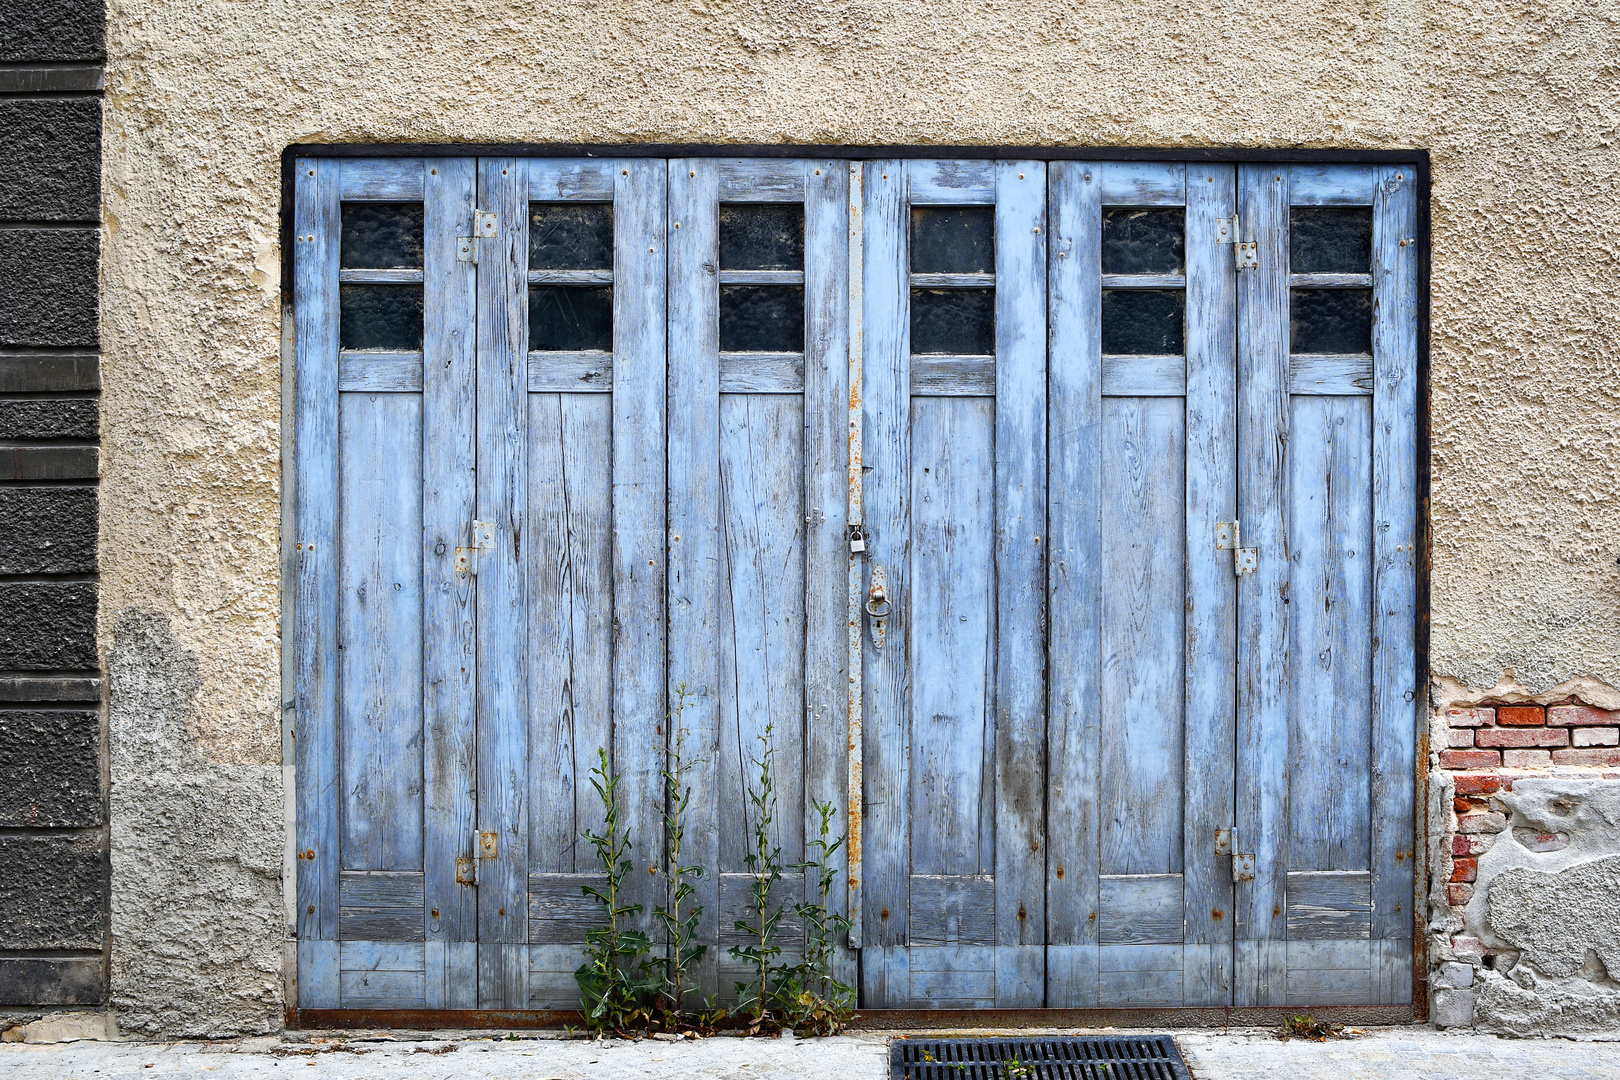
left=280, top=144, right=1431, bottom=1026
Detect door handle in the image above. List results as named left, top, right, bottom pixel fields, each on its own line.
left=866, top=564, right=891, bottom=649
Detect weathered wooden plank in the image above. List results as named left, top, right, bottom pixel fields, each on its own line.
left=907, top=160, right=995, bottom=204
left=1288, top=165, right=1377, bottom=206
left=909, top=875, right=996, bottom=946
left=1100, top=273, right=1186, bottom=289
left=421, top=159, right=478, bottom=980
left=1099, top=355, right=1185, bottom=397
left=1182, top=165, right=1237, bottom=1006
left=1286, top=939, right=1372, bottom=1005
left=667, top=157, right=721, bottom=996
left=338, top=353, right=423, bottom=392
left=1289, top=354, right=1373, bottom=396
left=1287, top=871, right=1372, bottom=940
left=338, top=390, right=425, bottom=872
left=340, top=158, right=425, bottom=201
left=716, top=394, right=807, bottom=874
left=802, top=158, right=854, bottom=988
left=1097, top=162, right=1186, bottom=207
left=993, top=162, right=1046, bottom=991
left=1288, top=396, right=1373, bottom=873
left=1100, top=396, right=1185, bottom=877
left=1234, top=164, right=1292, bottom=1007
left=340, top=871, right=425, bottom=909
left=612, top=158, right=669, bottom=948
left=526, top=393, right=614, bottom=874
left=528, top=159, right=619, bottom=201
left=1373, top=937, right=1413, bottom=1005
left=339, top=911, right=426, bottom=941
left=908, top=945, right=999, bottom=1007
left=339, top=268, right=425, bottom=284
left=861, top=160, right=910, bottom=950
left=527, top=351, right=613, bottom=393
left=1370, top=166, right=1419, bottom=948
left=909, top=355, right=995, bottom=396
left=908, top=396, right=995, bottom=879
left=341, top=970, right=427, bottom=1008
left=1045, top=163, right=1103, bottom=981
left=527, top=873, right=608, bottom=943
left=425, top=941, right=477, bottom=1009
left=475, top=157, right=530, bottom=1008
left=294, top=159, right=342, bottom=1001
left=1098, top=874, right=1185, bottom=945
left=717, top=873, right=806, bottom=947
left=1097, top=944, right=1184, bottom=1006
left=339, top=941, right=426, bottom=972
left=719, top=270, right=806, bottom=286
left=529, top=944, right=589, bottom=1008
left=717, top=158, right=805, bottom=201
left=528, top=269, right=615, bottom=285
left=1289, top=273, right=1373, bottom=289
left=718, top=352, right=803, bottom=393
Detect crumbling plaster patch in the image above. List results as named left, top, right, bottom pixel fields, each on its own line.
left=100, top=0, right=1620, bottom=1034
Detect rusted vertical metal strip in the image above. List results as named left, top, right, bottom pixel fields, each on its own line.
left=846, top=160, right=865, bottom=950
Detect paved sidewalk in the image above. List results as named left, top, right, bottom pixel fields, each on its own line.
left=3, top=1026, right=1620, bottom=1079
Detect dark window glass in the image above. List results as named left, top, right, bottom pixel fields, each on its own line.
left=719, top=204, right=804, bottom=271
left=1290, top=208, right=1373, bottom=274
left=1101, top=289, right=1185, bottom=355
left=530, top=203, right=614, bottom=270
left=529, top=286, right=613, bottom=351
left=719, top=286, right=805, bottom=352
left=340, top=203, right=424, bottom=269
left=1291, top=289, right=1373, bottom=353
left=910, top=289, right=995, bottom=355
left=340, top=285, right=424, bottom=350
left=910, top=207, right=995, bottom=274
left=1101, top=208, right=1185, bottom=275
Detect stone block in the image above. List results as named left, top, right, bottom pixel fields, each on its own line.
left=1457, top=812, right=1508, bottom=834
left=0, top=488, right=97, bottom=574
left=0, top=0, right=105, bottom=62
left=0, top=711, right=101, bottom=827
left=1432, top=987, right=1477, bottom=1028
left=0, top=961, right=104, bottom=1007
left=1435, top=961, right=1475, bottom=989
left=0, top=100, right=102, bottom=221
left=0, top=835, right=106, bottom=950
left=0, top=582, right=97, bottom=670
left=0, top=229, right=99, bottom=347
left=0, top=399, right=99, bottom=440
left=1573, top=727, right=1619, bottom=747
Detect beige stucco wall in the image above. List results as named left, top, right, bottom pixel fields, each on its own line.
left=99, top=0, right=1620, bottom=1035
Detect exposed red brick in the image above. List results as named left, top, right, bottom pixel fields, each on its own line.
left=1451, top=835, right=1472, bottom=856
left=1452, top=773, right=1501, bottom=795
left=1503, top=749, right=1553, bottom=768
left=1573, top=727, right=1620, bottom=747
left=1477, top=727, right=1569, bottom=748
left=1548, top=704, right=1620, bottom=727
left=1497, top=705, right=1546, bottom=726
left=1447, top=884, right=1475, bottom=907
left=1445, top=707, right=1494, bottom=728
left=1551, top=748, right=1620, bottom=767
left=1440, top=749, right=1499, bottom=768
left=1451, top=858, right=1477, bottom=883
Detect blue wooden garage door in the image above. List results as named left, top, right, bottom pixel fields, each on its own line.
left=292, top=155, right=1417, bottom=1012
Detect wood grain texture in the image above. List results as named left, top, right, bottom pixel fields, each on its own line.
left=1288, top=396, right=1373, bottom=873
left=1286, top=871, right=1372, bottom=940
left=1100, top=355, right=1185, bottom=397
left=1182, top=166, right=1237, bottom=1000
left=527, top=873, right=608, bottom=943
left=667, top=157, right=722, bottom=996
left=992, top=161, right=1047, bottom=977
left=717, top=158, right=806, bottom=201
left=529, top=159, right=618, bottom=201
left=338, top=390, right=424, bottom=873
left=1285, top=939, right=1372, bottom=1005
left=294, top=159, right=342, bottom=1001
left=475, top=157, right=530, bottom=1007
left=1288, top=166, right=1377, bottom=207
left=1369, top=167, right=1419, bottom=956
left=908, top=397, right=995, bottom=878
left=1234, top=164, right=1291, bottom=1007
left=340, top=158, right=425, bottom=201
left=526, top=393, right=613, bottom=874
left=1097, top=944, right=1185, bottom=1006
left=1100, top=397, right=1185, bottom=877
left=1098, top=874, right=1185, bottom=945
left=1097, top=162, right=1186, bottom=207
left=907, top=160, right=995, bottom=204
left=1045, top=162, right=1103, bottom=967
left=338, top=353, right=423, bottom=392
left=910, top=355, right=995, bottom=396
left=1289, top=354, right=1373, bottom=396
left=909, top=875, right=996, bottom=946
left=719, top=351, right=803, bottom=393
left=527, top=352, right=612, bottom=393
left=860, top=160, right=911, bottom=949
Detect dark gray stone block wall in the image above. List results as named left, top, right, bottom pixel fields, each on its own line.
left=0, top=0, right=107, bottom=1013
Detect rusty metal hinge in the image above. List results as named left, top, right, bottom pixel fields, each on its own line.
left=1215, top=828, right=1233, bottom=856
left=1217, top=520, right=1258, bottom=576
left=1216, top=215, right=1256, bottom=271
left=455, top=855, right=477, bottom=885
left=478, top=831, right=498, bottom=859
left=1232, top=852, right=1256, bottom=883
left=455, top=520, right=496, bottom=576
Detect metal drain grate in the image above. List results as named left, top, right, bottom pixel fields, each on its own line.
left=892, top=1035, right=1193, bottom=1080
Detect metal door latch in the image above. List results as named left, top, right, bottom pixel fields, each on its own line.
left=848, top=525, right=868, bottom=554
left=866, top=564, right=891, bottom=649
left=1216, top=521, right=1259, bottom=576
left=455, top=520, right=497, bottom=576
left=1216, top=216, right=1257, bottom=271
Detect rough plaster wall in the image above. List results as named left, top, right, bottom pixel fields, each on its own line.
left=99, top=0, right=1620, bottom=1034
left=1463, top=779, right=1620, bottom=1035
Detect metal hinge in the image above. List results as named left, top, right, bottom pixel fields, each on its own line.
left=1216, top=520, right=1258, bottom=576
left=458, top=211, right=499, bottom=262
left=478, top=831, right=499, bottom=859
left=1232, top=852, right=1256, bottom=883
left=455, top=855, right=477, bottom=885
left=1215, top=828, right=1233, bottom=856
left=454, top=520, right=497, bottom=576
left=1216, top=215, right=1256, bottom=271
